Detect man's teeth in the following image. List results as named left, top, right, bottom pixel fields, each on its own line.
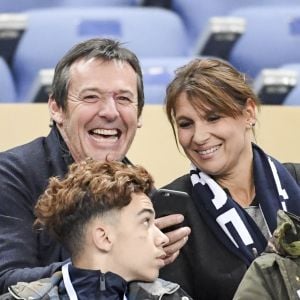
left=91, top=129, right=118, bottom=136
left=198, top=146, right=219, bottom=155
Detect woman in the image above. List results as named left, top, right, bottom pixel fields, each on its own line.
left=157, top=58, right=300, bottom=300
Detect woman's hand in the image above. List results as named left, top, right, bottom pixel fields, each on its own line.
left=155, top=214, right=191, bottom=266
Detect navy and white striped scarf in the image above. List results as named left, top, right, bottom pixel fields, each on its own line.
left=190, top=144, right=300, bottom=265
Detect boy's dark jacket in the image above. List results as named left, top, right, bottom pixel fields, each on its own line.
left=0, top=275, right=192, bottom=300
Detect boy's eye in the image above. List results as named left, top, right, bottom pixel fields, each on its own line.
left=143, top=217, right=151, bottom=226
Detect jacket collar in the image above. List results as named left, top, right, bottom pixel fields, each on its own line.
left=128, top=278, right=180, bottom=298
left=8, top=274, right=179, bottom=299
left=48, top=125, right=133, bottom=168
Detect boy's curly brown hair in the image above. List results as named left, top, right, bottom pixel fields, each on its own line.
left=34, top=158, right=154, bottom=258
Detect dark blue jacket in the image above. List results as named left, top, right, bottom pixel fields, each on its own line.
left=0, top=126, right=133, bottom=293
left=0, top=127, right=71, bottom=292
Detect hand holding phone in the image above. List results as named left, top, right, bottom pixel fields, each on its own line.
left=152, top=189, right=191, bottom=264
left=152, top=188, right=190, bottom=233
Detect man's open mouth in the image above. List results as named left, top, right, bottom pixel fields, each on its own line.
left=88, top=128, right=121, bottom=140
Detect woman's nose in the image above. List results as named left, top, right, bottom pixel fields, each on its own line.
left=193, top=123, right=210, bottom=144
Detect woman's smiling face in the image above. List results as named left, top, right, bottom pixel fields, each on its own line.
left=174, top=92, right=255, bottom=177
left=165, top=59, right=260, bottom=177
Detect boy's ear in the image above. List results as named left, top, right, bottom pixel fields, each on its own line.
left=92, top=224, right=113, bottom=252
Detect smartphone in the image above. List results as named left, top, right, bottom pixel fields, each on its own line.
left=151, top=188, right=190, bottom=233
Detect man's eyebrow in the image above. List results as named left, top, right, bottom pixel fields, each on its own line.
left=78, top=87, right=101, bottom=95
left=79, top=88, right=135, bottom=96
left=116, top=89, right=136, bottom=97
left=116, top=90, right=138, bottom=98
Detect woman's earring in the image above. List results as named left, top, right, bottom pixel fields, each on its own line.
left=248, top=122, right=255, bottom=128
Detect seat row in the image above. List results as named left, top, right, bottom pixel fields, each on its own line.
left=0, top=55, right=195, bottom=104
left=2, top=52, right=300, bottom=106
left=170, top=0, right=300, bottom=52
left=1, top=4, right=300, bottom=104
left=3, top=1, right=300, bottom=72
left=0, top=7, right=188, bottom=102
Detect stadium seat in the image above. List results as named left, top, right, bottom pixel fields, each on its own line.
left=253, top=68, right=298, bottom=105
left=11, top=7, right=188, bottom=102
left=61, top=0, right=137, bottom=6
left=0, top=14, right=27, bottom=66
left=27, top=57, right=196, bottom=104
left=194, top=16, right=246, bottom=60
left=141, top=0, right=171, bottom=9
left=0, top=0, right=61, bottom=12
left=172, top=0, right=300, bottom=54
left=279, top=64, right=300, bottom=106
left=0, top=0, right=136, bottom=12
left=141, top=56, right=195, bottom=104
left=27, top=69, right=54, bottom=103
left=0, top=57, right=16, bottom=102
left=229, top=5, right=300, bottom=79
left=284, top=85, right=300, bottom=106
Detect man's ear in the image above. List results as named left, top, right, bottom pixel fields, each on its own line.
left=137, top=116, right=143, bottom=128
left=48, top=97, right=64, bottom=125
left=92, top=224, right=113, bottom=253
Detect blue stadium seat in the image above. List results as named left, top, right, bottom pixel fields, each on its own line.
left=0, top=14, right=28, bottom=67
left=284, top=85, right=300, bottom=106
left=0, top=57, right=16, bottom=102
left=229, top=5, right=300, bottom=79
left=0, top=0, right=136, bottom=12
left=280, top=64, right=300, bottom=74
left=11, top=7, right=188, bottom=102
left=280, top=64, right=300, bottom=106
left=141, top=57, right=195, bottom=104
left=61, top=0, right=137, bottom=6
left=25, top=58, right=195, bottom=104
left=172, top=0, right=300, bottom=53
left=0, top=0, right=61, bottom=12
left=253, top=68, right=298, bottom=105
